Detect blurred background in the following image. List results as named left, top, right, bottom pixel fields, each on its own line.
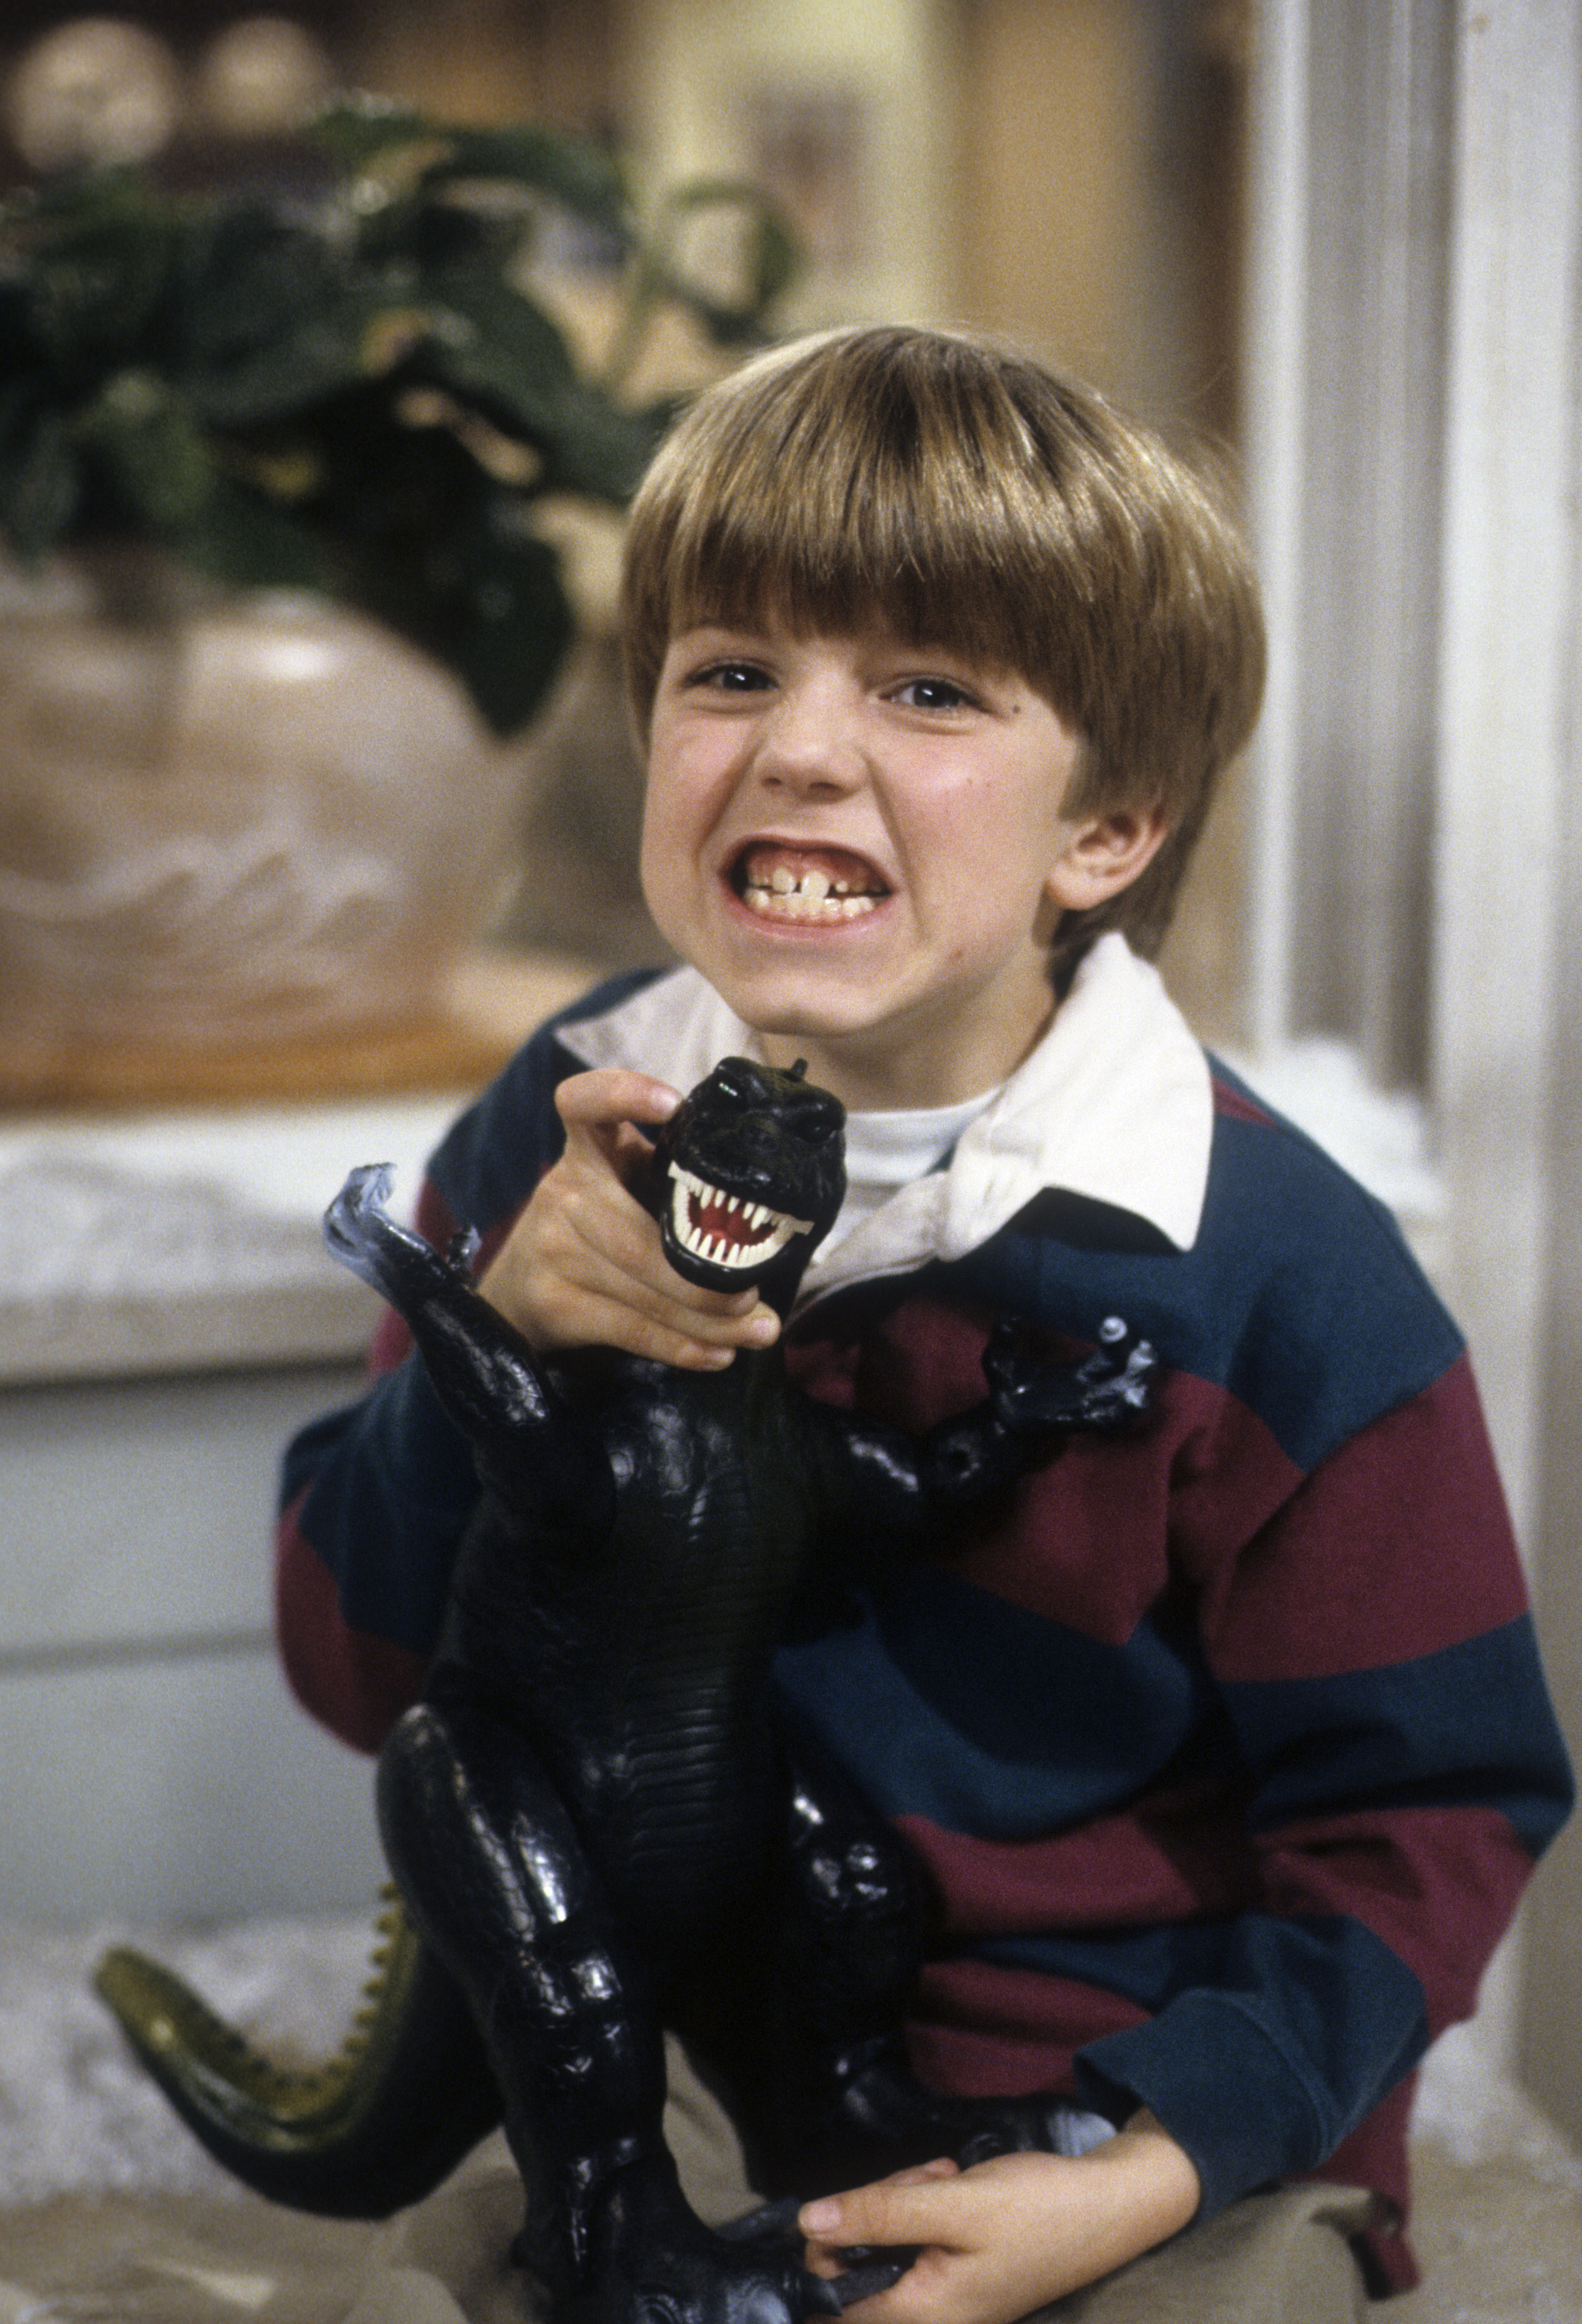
left=0, top=0, right=1578, bottom=2180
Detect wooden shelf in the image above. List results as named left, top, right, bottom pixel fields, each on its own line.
left=0, top=947, right=607, bottom=1113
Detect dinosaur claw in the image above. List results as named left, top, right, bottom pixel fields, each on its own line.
left=717, top=2199, right=804, bottom=2245
left=337, top=1161, right=396, bottom=1221
left=820, top=2253, right=917, bottom=2311
left=322, top=1163, right=396, bottom=1272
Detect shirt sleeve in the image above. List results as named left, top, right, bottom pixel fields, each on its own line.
left=1073, top=1349, right=1574, bottom=2224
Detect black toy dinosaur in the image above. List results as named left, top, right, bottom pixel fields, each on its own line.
left=97, top=1055, right=1156, bottom=2324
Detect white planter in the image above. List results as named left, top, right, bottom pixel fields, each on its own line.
left=0, top=553, right=539, bottom=1054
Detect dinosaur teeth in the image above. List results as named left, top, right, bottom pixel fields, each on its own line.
left=666, top=1166, right=813, bottom=1269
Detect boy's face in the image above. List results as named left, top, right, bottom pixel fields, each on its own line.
left=641, top=623, right=1129, bottom=1110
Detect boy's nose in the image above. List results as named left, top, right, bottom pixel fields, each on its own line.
left=753, top=695, right=866, bottom=796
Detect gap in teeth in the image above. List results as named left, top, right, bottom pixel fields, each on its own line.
left=744, top=885, right=876, bottom=919
left=744, top=858, right=879, bottom=917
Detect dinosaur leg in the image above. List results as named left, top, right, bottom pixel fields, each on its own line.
left=742, top=1733, right=1107, bottom=2193
left=377, top=1688, right=830, bottom=2324
left=718, top=1724, right=937, bottom=2194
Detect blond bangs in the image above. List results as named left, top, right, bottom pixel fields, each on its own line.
left=624, top=334, right=1105, bottom=731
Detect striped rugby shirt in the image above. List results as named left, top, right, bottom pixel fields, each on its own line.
left=276, top=942, right=1573, bottom=2294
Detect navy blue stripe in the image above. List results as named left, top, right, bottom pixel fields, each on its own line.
left=777, top=1579, right=1573, bottom=1864
left=974, top=1910, right=1424, bottom=2052
left=774, top=1567, right=1223, bottom=1840
left=294, top=1357, right=477, bottom=1654
left=1065, top=1911, right=1428, bottom=2214
left=1221, top=1617, right=1575, bottom=1851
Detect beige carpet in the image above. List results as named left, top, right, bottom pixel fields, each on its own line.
left=0, top=1918, right=1576, bottom=2320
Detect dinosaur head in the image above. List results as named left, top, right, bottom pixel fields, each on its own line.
left=643, top=1056, right=846, bottom=1315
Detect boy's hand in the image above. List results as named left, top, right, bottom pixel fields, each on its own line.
left=479, top=1069, right=781, bottom=1368
left=800, top=2113, right=1201, bottom=2324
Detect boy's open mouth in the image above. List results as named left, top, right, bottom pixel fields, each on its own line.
left=733, top=843, right=889, bottom=923
left=666, top=1165, right=813, bottom=1269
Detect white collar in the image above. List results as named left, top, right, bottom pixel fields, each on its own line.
left=556, top=934, right=1212, bottom=1306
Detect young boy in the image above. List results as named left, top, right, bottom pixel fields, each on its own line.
left=276, top=327, right=1573, bottom=2320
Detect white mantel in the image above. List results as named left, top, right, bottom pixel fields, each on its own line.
left=0, top=1094, right=459, bottom=1388
left=0, top=1091, right=486, bottom=1928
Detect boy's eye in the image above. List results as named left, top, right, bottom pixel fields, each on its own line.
left=690, top=660, right=773, bottom=693
left=891, top=676, right=977, bottom=712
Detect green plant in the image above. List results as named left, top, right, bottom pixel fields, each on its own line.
left=0, top=98, right=798, bottom=734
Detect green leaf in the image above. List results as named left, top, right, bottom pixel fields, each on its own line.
left=20, top=195, right=180, bottom=371
left=646, top=180, right=801, bottom=346
left=419, top=267, right=578, bottom=389
left=305, top=94, right=439, bottom=174
left=0, top=388, right=80, bottom=558
left=170, top=474, right=328, bottom=590
left=297, top=403, right=574, bottom=731
left=75, top=369, right=212, bottom=531
left=309, top=99, right=632, bottom=235
left=747, top=206, right=801, bottom=308
left=172, top=207, right=338, bottom=364
left=345, top=507, right=574, bottom=736
left=421, top=125, right=632, bottom=232
left=532, top=386, right=666, bottom=502
left=183, top=288, right=427, bottom=429
left=416, top=272, right=660, bottom=500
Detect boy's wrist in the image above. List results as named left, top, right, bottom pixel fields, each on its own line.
left=1101, top=2106, right=1202, bottom=2238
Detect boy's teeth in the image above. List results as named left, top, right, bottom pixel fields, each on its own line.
left=742, top=861, right=880, bottom=920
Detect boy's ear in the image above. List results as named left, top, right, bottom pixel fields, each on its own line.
left=1042, top=806, right=1171, bottom=915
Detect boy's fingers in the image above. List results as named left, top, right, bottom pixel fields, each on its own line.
left=554, top=1067, right=681, bottom=1134
left=554, top=1066, right=682, bottom=1122
left=557, top=1187, right=771, bottom=1328
left=557, top=1246, right=779, bottom=1357
left=551, top=1291, right=742, bottom=1371
left=801, top=2169, right=967, bottom=2255
left=493, top=1066, right=784, bottom=1362
left=555, top=1069, right=683, bottom=1194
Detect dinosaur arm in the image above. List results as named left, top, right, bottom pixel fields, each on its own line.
left=798, top=1320, right=1157, bottom=1542
left=325, top=1165, right=617, bottom=1538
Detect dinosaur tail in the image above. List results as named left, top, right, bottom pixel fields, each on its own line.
left=94, top=1891, right=503, bottom=2217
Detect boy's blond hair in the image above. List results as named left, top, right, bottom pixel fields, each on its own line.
left=622, top=325, right=1265, bottom=969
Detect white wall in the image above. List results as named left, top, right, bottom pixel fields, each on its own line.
left=0, top=1362, right=384, bottom=1924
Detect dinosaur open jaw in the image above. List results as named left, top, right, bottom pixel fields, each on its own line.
left=667, top=1165, right=814, bottom=1271
left=733, top=843, right=889, bottom=924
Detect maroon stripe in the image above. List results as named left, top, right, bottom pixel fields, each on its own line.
left=906, top=1955, right=1149, bottom=2100
left=791, top=1299, right=1306, bottom=1644
left=274, top=1495, right=426, bottom=1753
left=1303, top=2079, right=1417, bottom=2291
left=897, top=1800, right=1259, bottom=1939
left=1255, top=1803, right=1533, bottom=2030
left=1211, top=1076, right=1275, bottom=1126
left=1201, top=1356, right=1528, bottom=1681
left=901, top=1800, right=1527, bottom=2044
left=959, top=1366, right=1301, bottom=1641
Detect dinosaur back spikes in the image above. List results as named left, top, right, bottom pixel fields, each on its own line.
left=93, top=1899, right=503, bottom=2218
